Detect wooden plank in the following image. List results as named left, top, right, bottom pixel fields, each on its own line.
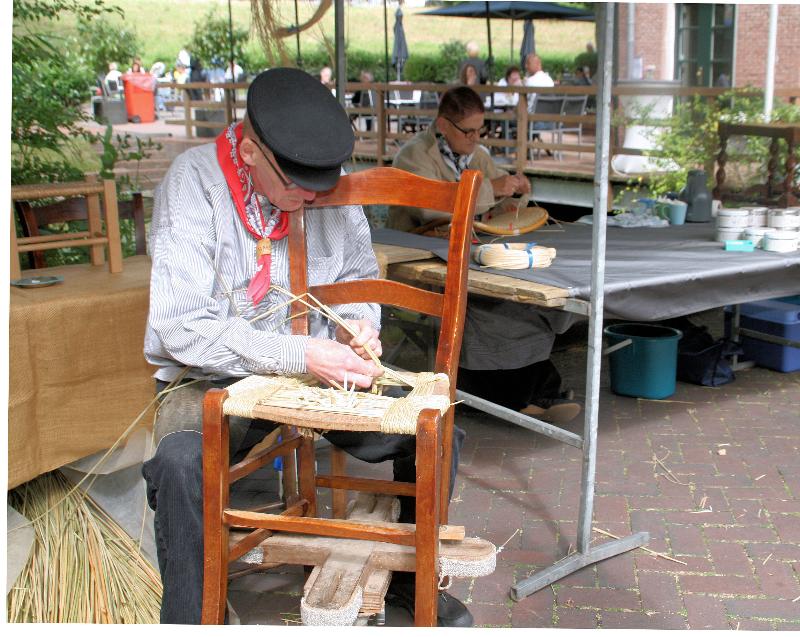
left=387, top=260, right=569, bottom=307
left=85, top=192, right=105, bottom=266
left=372, top=243, right=434, bottom=265
left=11, top=181, right=104, bottom=200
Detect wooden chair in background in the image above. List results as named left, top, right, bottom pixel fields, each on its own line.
left=10, top=180, right=125, bottom=278
left=14, top=192, right=147, bottom=270
left=201, top=167, right=488, bottom=626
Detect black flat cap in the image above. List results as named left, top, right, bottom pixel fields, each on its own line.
left=247, top=68, right=354, bottom=191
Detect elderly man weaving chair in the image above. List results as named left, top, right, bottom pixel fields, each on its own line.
left=143, top=68, right=495, bottom=627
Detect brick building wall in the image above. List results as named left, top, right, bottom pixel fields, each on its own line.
left=734, top=4, right=800, bottom=88
left=617, top=3, right=673, bottom=81
left=617, top=3, right=800, bottom=88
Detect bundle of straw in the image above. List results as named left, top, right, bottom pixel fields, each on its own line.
left=473, top=243, right=557, bottom=270
left=8, top=471, right=162, bottom=623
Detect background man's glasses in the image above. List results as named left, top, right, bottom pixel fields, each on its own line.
left=444, top=117, right=488, bottom=138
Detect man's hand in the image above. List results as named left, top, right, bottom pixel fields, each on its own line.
left=335, top=318, right=382, bottom=360
left=491, top=173, right=530, bottom=198
left=305, top=337, right=382, bottom=389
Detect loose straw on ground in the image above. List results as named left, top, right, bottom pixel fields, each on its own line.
left=592, top=527, right=687, bottom=565
left=8, top=472, right=162, bottom=623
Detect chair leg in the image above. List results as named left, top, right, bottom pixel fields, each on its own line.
left=330, top=446, right=348, bottom=519
left=297, top=432, right=318, bottom=517
left=201, top=388, right=230, bottom=625
left=281, top=425, right=299, bottom=505
left=414, top=409, right=441, bottom=627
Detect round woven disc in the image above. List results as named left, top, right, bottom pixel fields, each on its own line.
left=473, top=206, right=549, bottom=236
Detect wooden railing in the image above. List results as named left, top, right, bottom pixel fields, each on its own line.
left=161, top=81, right=800, bottom=171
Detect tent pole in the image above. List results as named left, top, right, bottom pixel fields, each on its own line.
left=294, top=0, right=302, bottom=68
left=484, top=1, right=494, bottom=83
left=510, top=18, right=514, bottom=62
left=509, top=1, right=650, bottom=601
left=764, top=3, right=778, bottom=120
left=334, top=0, right=345, bottom=107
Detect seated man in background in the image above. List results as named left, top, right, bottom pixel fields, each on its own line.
left=387, top=87, right=580, bottom=424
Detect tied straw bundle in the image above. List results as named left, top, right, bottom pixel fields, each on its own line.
left=8, top=471, right=162, bottom=623
left=473, top=242, right=556, bottom=270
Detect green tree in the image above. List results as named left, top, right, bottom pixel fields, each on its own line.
left=187, top=10, right=251, bottom=71
left=12, top=0, right=120, bottom=184
left=77, top=16, right=140, bottom=76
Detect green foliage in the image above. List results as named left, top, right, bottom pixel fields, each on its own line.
left=297, top=43, right=575, bottom=85
left=573, top=50, right=597, bottom=75
left=187, top=9, right=251, bottom=70
left=11, top=0, right=123, bottom=185
left=624, top=91, right=800, bottom=200
left=77, top=16, right=140, bottom=75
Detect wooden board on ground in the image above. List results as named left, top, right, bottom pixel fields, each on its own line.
left=230, top=493, right=495, bottom=624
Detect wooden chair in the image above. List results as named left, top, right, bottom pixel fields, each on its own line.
left=201, top=167, right=484, bottom=626
left=15, top=192, right=147, bottom=270
left=10, top=180, right=124, bottom=278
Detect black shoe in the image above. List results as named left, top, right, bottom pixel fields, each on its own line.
left=385, top=576, right=474, bottom=627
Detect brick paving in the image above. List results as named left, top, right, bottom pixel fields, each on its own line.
left=227, top=311, right=800, bottom=629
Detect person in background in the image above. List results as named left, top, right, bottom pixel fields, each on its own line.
left=319, top=66, right=333, bottom=86
left=387, top=86, right=580, bottom=425
left=130, top=57, right=144, bottom=74
left=458, top=41, right=487, bottom=84
left=350, top=70, right=375, bottom=132
left=173, top=62, right=188, bottom=84
left=105, top=62, right=123, bottom=93
left=523, top=54, right=555, bottom=96
left=459, top=63, right=480, bottom=87
left=493, top=65, right=523, bottom=107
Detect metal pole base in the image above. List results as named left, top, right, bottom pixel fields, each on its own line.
left=510, top=531, right=649, bottom=601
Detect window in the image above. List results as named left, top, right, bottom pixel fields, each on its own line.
left=675, top=3, right=735, bottom=87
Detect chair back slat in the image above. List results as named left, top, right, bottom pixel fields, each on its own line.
left=292, top=167, right=482, bottom=381
left=312, top=167, right=458, bottom=213
left=531, top=95, right=564, bottom=115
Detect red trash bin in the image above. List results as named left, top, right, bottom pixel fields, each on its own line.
left=121, top=72, right=156, bottom=123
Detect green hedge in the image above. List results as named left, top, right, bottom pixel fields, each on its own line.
left=267, top=45, right=580, bottom=84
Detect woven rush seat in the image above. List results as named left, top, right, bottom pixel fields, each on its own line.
left=222, top=372, right=451, bottom=435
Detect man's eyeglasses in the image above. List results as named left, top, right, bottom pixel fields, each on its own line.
left=444, top=117, right=487, bottom=138
left=251, top=138, right=293, bottom=188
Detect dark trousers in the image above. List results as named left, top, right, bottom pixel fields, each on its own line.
left=457, top=358, right=563, bottom=412
left=142, top=383, right=465, bottom=624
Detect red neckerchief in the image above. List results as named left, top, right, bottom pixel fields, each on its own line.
left=216, top=122, right=290, bottom=304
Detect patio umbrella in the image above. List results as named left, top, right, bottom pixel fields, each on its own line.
left=392, top=7, right=409, bottom=81
left=422, top=1, right=593, bottom=80
left=519, top=18, right=535, bottom=68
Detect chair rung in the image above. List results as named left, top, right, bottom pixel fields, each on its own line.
left=223, top=510, right=419, bottom=546
left=315, top=474, right=416, bottom=497
left=229, top=434, right=303, bottom=483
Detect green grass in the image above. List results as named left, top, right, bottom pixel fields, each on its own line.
left=42, top=0, right=594, bottom=71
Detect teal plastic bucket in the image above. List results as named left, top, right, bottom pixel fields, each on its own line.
left=604, top=323, right=683, bottom=399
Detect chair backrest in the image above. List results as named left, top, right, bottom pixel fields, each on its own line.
left=531, top=94, right=564, bottom=115
left=561, top=95, right=588, bottom=116
left=106, top=78, right=119, bottom=93
left=292, top=167, right=482, bottom=384
left=15, top=193, right=147, bottom=268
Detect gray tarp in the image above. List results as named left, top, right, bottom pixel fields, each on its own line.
left=371, top=223, right=800, bottom=321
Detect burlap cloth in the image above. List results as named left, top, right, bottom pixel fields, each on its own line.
left=8, top=255, right=156, bottom=488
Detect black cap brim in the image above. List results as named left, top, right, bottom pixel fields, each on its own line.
left=273, top=154, right=341, bottom=192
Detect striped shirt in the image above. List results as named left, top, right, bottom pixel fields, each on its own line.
left=144, top=143, right=380, bottom=382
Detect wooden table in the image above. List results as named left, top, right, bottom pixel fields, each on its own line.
left=8, top=256, right=156, bottom=488
left=714, top=121, right=799, bottom=207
